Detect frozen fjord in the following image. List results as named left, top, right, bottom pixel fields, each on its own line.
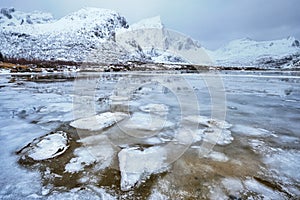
left=0, top=71, right=299, bottom=199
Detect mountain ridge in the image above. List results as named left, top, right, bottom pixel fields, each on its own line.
left=0, top=7, right=299, bottom=69
left=208, top=36, right=300, bottom=68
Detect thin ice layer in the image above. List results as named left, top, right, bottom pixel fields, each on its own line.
left=118, top=146, right=168, bottom=191
left=123, top=112, right=174, bottom=132
left=70, top=112, right=128, bottom=131
left=65, top=135, right=115, bottom=173
left=184, top=115, right=233, bottom=145
left=139, top=103, right=169, bottom=115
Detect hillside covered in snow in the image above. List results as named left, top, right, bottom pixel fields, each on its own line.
left=0, top=7, right=299, bottom=69
left=209, top=37, right=300, bottom=69
left=0, top=7, right=129, bottom=63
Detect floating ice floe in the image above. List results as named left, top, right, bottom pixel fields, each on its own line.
left=184, top=115, right=232, bottom=129
left=221, top=177, right=244, bottom=195
left=205, top=151, right=229, bottom=162
left=39, top=103, right=73, bottom=113
left=139, top=103, right=169, bottom=116
left=19, top=131, right=69, bottom=161
left=70, top=112, right=128, bottom=131
left=183, top=115, right=233, bottom=145
left=118, top=146, right=168, bottom=191
left=65, top=135, right=115, bottom=173
left=122, top=112, right=174, bottom=132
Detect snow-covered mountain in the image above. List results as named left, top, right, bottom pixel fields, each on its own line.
left=0, top=7, right=299, bottom=69
left=116, top=16, right=212, bottom=65
left=0, top=7, right=129, bottom=63
left=0, top=8, right=211, bottom=65
left=0, top=7, right=54, bottom=26
left=209, top=37, right=300, bottom=68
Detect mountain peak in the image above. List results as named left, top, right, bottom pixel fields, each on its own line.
left=239, top=37, right=253, bottom=41
left=130, top=16, right=164, bottom=30
left=63, top=7, right=120, bottom=21
left=0, top=7, right=54, bottom=26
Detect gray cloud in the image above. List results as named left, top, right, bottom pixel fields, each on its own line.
left=1, top=0, right=299, bottom=49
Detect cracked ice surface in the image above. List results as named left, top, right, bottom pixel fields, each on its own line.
left=65, top=135, right=115, bottom=173
left=118, top=146, right=168, bottom=191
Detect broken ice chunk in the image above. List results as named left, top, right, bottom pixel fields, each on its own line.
left=139, top=103, right=169, bottom=116
left=184, top=115, right=233, bottom=145
left=65, top=135, right=115, bottom=173
left=118, top=146, right=168, bottom=191
left=19, top=131, right=69, bottom=161
left=204, top=151, right=229, bottom=162
left=184, top=115, right=232, bottom=129
left=70, top=112, right=128, bottom=131
left=122, top=112, right=174, bottom=132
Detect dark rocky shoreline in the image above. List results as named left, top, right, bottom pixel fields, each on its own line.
left=3, top=60, right=298, bottom=74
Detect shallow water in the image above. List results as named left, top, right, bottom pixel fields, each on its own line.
left=0, top=71, right=299, bottom=199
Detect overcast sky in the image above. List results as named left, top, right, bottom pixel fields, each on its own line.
left=1, top=0, right=300, bottom=49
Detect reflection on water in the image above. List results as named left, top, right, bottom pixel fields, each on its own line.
left=0, top=71, right=299, bottom=199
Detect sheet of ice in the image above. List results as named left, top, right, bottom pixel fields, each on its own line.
left=232, top=124, right=272, bottom=137
left=65, top=135, right=115, bottom=173
left=19, top=131, right=69, bottom=161
left=248, top=139, right=273, bottom=154
left=244, top=178, right=282, bottom=199
left=205, top=129, right=233, bottom=145
left=263, top=150, right=300, bottom=181
left=122, top=112, right=174, bottom=132
left=248, top=138, right=300, bottom=195
left=70, top=112, right=128, bottom=131
left=148, top=189, right=168, bottom=200
left=46, top=186, right=116, bottom=200
left=109, top=95, right=130, bottom=101
left=37, top=112, right=74, bottom=124
left=0, top=69, right=11, bottom=74
left=205, top=151, right=229, bottom=162
left=39, top=103, right=73, bottom=113
left=118, top=146, right=168, bottom=191
left=221, top=177, right=243, bottom=194
left=144, top=137, right=164, bottom=145
left=139, top=103, right=169, bottom=116
left=0, top=118, right=47, bottom=199
left=184, top=115, right=233, bottom=145
left=209, top=185, right=227, bottom=200
left=184, top=115, right=232, bottom=129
